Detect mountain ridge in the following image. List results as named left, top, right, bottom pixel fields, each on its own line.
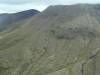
left=0, top=4, right=100, bottom=75
left=0, top=9, right=40, bottom=31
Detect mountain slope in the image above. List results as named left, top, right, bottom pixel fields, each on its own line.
left=0, top=4, right=100, bottom=75
left=0, top=9, right=40, bottom=31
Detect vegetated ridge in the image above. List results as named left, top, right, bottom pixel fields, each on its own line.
left=0, top=4, right=100, bottom=75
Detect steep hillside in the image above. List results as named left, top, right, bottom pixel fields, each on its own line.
left=0, top=4, right=100, bottom=75
left=0, top=9, right=40, bottom=31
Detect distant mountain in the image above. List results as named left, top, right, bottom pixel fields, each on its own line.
left=0, top=4, right=100, bottom=75
left=0, top=9, right=40, bottom=31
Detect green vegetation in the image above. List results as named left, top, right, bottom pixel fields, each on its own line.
left=0, top=4, right=100, bottom=75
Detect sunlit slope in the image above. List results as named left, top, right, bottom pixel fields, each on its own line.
left=0, top=4, right=100, bottom=75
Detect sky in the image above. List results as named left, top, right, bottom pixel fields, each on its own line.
left=0, top=0, right=100, bottom=13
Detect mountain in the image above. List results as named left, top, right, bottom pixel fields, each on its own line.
left=0, top=4, right=100, bottom=75
left=0, top=9, right=40, bottom=31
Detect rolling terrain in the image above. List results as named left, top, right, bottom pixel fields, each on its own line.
left=0, top=4, right=100, bottom=75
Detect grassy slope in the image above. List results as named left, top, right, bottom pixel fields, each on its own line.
left=0, top=4, right=100, bottom=75
left=0, top=9, right=40, bottom=31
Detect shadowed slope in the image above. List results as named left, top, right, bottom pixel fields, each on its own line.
left=0, top=9, right=40, bottom=31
